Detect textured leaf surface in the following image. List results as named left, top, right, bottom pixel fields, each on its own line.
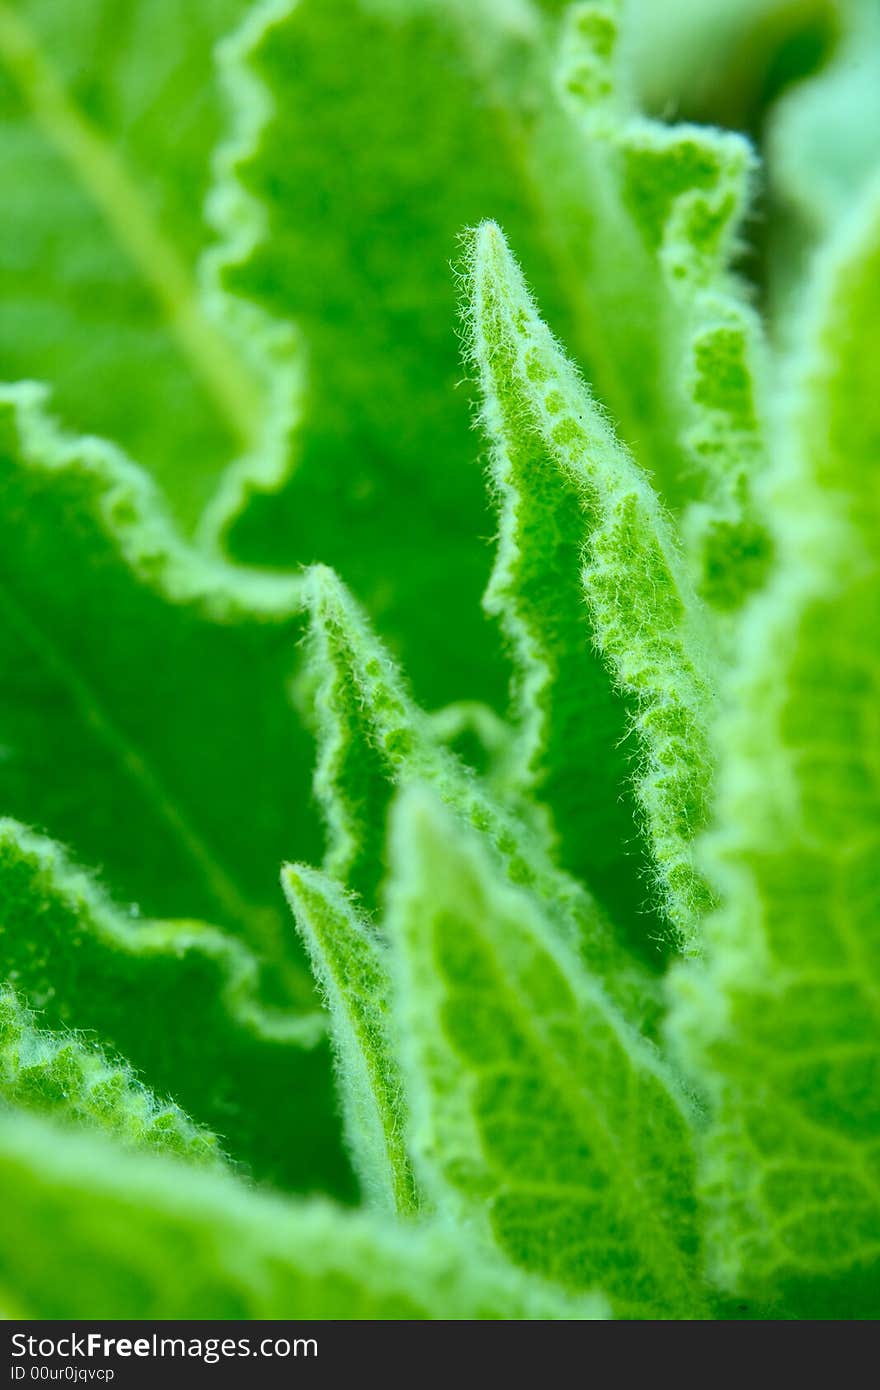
left=0, top=0, right=875, bottom=1324
left=0, top=384, right=319, bottom=1002
left=388, top=788, right=702, bottom=1317
left=0, top=819, right=353, bottom=1198
left=283, top=864, right=418, bottom=1214
left=222, top=0, right=763, bottom=704
left=669, top=179, right=880, bottom=1317
left=0, top=0, right=768, bottom=700
left=0, top=987, right=225, bottom=1168
left=0, top=0, right=269, bottom=525
left=299, top=564, right=660, bottom=1027
left=470, top=217, right=661, bottom=949
left=0, top=1110, right=608, bottom=1320
left=469, top=223, right=715, bottom=943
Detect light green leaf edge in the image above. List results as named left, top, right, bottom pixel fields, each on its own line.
left=0, top=378, right=303, bottom=617
left=0, top=817, right=320, bottom=1047
left=467, top=221, right=716, bottom=944
left=0, top=378, right=322, bottom=1002
left=0, top=1109, right=609, bottom=1320
left=0, top=986, right=226, bottom=1168
left=558, top=1, right=771, bottom=612
left=298, top=562, right=660, bottom=1025
left=0, top=0, right=279, bottom=527
left=205, top=0, right=769, bottom=615
left=0, top=0, right=303, bottom=543
left=0, top=816, right=361, bottom=1198
left=283, top=863, right=419, bottom=1215
left=199, top=0, right=305, bottom=549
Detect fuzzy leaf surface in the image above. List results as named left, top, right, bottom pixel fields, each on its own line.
left=0, top=819, right=352, bottom=1198
left=670, top=178, right=880, bottom=1317
left=469, top=222, right=715, bottom=943
left=0, top=384, right=321, bottom=1002
left=283, top=864, right=418, bottom=1214
left=299, top=564, right=661, bottom=1028
left=222, top=0, right=765, bottom=704
left=0, top=986, right=226, bottom=1168
left=387, top=788, right=702, bottom=1317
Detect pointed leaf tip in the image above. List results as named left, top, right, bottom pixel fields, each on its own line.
left=465, top=226, right=716, bottom=944
left=282, top=859, right=419, bottom=1215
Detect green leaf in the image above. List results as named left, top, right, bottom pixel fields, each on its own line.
left=0, top=817, right=354, bottom=1199
left=283, top=864, right=418, bottom=1214
left=0, top=0, right=274, bottom=527
left=299, top=563, right=660, bottom=1027
left=0, top=1109, right=608, bottom=1319
left=669, top=177, right=880, bottom=1317
left=469, top=212, right=658, bottom=949
left=0, top=0, right=874, bottom=1323
left=217, top=0, right=540, bottom=709
left=677, top=306, right=773, bottom=612
left=387, top=785, right=702, bottom=1317
left=220, top=0, right=763, bottom=704
left=0, top=382, right=320, bottom=1002
left=468, top=222, right=716, bottom=944
left=0, top=0, right=768, bottom=700
left=0, top=986, right=225, bottom=1167
left=612, top=117, right=772, bottom=609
